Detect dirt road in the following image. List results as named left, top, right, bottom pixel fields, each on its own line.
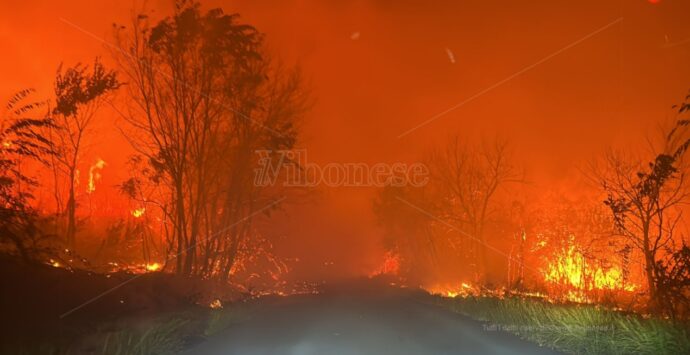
left=186, top=281, right=559, bottom=355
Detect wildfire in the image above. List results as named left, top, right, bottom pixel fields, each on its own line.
left=106, top=261, right=164, bottom=274
left=426, top=282, right=479, bottom=298
left=563, top=290, right=590, bottom=303
left=369, top=251, right=400, bottom=277
left=209, top=299, right=223, bottom=309
left=131, top=207, right=146, bottom=218
left=145, top=262, right=161, bottom=272
left=87, top=158, right=106, bottom=193
left=543, top=245, right=635, bottom=292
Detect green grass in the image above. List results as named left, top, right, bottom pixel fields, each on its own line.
left=434, top=296, right=690, bottom=355
left=12, top=318, right=191, bottom=355
left=93, top=303, right=253, bottom=354
left=98, top=318, right=189, bottom=355
left=8, top=302, right=255, bottom=354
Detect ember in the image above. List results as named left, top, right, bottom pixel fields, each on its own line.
left=209, top=299, right=222, bottom=309
left=131, top=207, right=146, bottom=218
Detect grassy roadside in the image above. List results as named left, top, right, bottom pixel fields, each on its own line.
left=432, top=295, right=690, bottom=355
left=9, top=301, right=256, bottom=354
left=0, top=255, right=255, bottom=354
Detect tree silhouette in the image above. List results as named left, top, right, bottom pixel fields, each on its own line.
left=597, top=98, right=690, bottom=312
left=51, top=59, right=119, bottom=250
left=114, top=1, right=307, bottom=277
left=431, top=137, right=521, bottom=283
left=373, top=184, right=443, bottom=281
left=0, top=89, right=55, bottom=261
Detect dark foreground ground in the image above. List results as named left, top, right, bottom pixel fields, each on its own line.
left=187, top=281, right=559, bottom=355
left=0, top=256, right=561, bottom=354
left=0, top=255, right=238, bottom=352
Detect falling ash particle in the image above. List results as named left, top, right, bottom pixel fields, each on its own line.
left=445, top=47, right=456, bottom=64
left=350, top=32, right=360, bottom=40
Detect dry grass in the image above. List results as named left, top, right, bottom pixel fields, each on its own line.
left=435, top=295, right=690, bottom=355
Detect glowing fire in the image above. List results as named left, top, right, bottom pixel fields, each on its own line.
left=428, top=282, right=478, bottom=298
left=145, top=262, right=161, bottom=272
left=369, top=251, right=400, bottom=276
left=87, top=158, right=106, bottom=193
left=107, top=261, right=164, bottom=274
left=543, top=245, right=635, bottom=292
left=421, top=240, right=637, bottom=304
left=131, top=207, right=146, bottom=218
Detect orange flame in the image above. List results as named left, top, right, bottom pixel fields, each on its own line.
left=543, top=244, right=635, bottom=292
left=131, top=207, right=146, bottom=218
left=369, top=251, right=400, bottom=277
left=145, top=262, right=161, bottom=272
left=427, top=282, right=478, bottom=298
left=87, top=158, right=106, bottom=193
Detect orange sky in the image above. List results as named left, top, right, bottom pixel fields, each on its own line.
left=2, top=0, right=690, bottom=280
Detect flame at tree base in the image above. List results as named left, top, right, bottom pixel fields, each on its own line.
left=369, top=251, right=401, bottom=277
left=544, top=245, right=637, bottom=294
left=386, top=242, right=639, bottom=306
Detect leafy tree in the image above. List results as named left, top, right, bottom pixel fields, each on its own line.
left=655, top=244, right=690, bottom=320
left=0, top=89, right=55, bottom=261
left=598, top=94, right=690, bottom=311
left=51, top=59, right=120, bottom=250
left=114, top=1, right=307, bottom=277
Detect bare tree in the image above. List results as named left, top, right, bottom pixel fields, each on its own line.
left=51, top=59, right=119, bottom=250
left=431, top=137, right=521, bottom=283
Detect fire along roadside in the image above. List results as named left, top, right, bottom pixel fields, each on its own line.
left=254, top=149, right=429, bottom=188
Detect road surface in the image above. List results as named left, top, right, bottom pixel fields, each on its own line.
left=186, top=281, right=559, bottom=355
